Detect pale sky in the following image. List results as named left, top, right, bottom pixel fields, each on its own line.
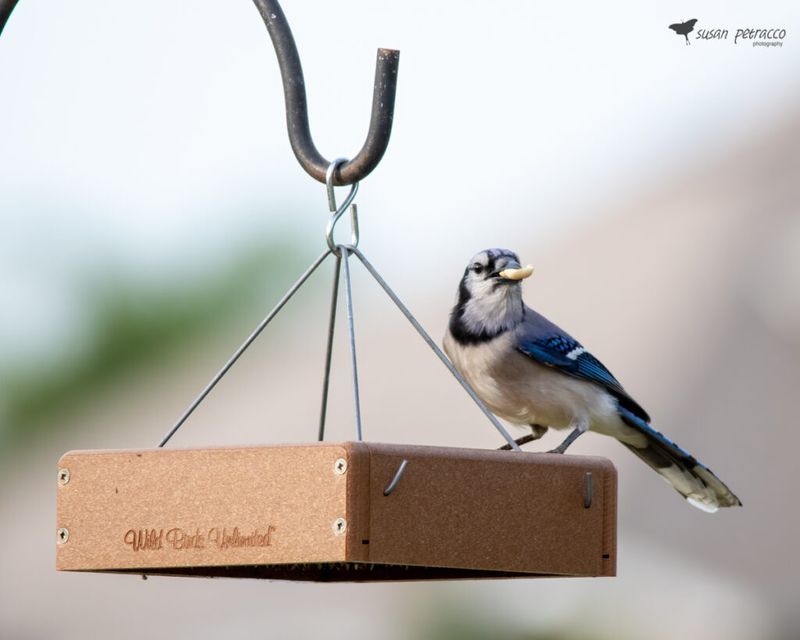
left=1, top=0, right=798, bottom=363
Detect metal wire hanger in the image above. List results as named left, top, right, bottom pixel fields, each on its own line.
left=151, top=1, right=523, bottom=452
left=157, top=156, right=522, bottom=451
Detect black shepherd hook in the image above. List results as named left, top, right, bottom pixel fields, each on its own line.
left=253, top=1, right=399, bottom=185
left=0, top=0, right=400, bottom=186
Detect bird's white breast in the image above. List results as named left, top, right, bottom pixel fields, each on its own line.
left=443, top=330, right=636, bottom=441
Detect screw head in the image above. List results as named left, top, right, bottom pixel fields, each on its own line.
left=334, top=458, right=348, bottom=475
left=332, top=518, right=347, bottom=535
left=57, top=528, right=69, bottom=544
left=57, top=468, right=70, bottom=485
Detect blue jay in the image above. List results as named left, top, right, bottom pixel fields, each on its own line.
left=443, top=248, right=741, bottom=512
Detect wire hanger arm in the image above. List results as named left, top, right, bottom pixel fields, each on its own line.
left=252, top=0, right=400, bottom=186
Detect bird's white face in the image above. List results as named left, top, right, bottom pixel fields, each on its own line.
left=453, top=248, right=534, bottom=339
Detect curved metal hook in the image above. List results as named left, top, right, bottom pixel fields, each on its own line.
left=0, top=0, right=399, bottom=186
left=253, top=0, right=400, bottom=186
left=383, top=459, right=409, bottom=496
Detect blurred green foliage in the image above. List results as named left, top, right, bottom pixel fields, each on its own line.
left=0, top=235, right=306, bottom=456
left=416, top=600, right=603, bottom=640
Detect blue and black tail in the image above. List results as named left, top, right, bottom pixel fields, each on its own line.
left=617, top=407, right=742, bottom=512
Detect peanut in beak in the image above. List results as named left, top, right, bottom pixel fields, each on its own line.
left=498, top=265, right=534, bottom=280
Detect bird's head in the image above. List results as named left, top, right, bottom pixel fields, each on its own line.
left=449, top=248, right=534, bottom=342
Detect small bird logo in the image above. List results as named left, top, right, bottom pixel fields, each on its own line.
left=669, top=19, right=698, bottom=45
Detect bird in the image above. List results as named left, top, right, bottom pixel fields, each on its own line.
left=669, top=19, right=698, bottom=45
left=443, top=248, right=742, bottom=512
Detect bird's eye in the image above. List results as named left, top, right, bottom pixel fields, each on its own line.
left=472, top=263, right=484, bottom=274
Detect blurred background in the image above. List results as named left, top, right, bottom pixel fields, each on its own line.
left=1, top=0, right=799, bottom=638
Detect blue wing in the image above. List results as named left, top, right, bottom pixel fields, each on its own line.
left=516, top=333, right=651, bottom=423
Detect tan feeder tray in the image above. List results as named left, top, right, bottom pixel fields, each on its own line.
left=56, top=442, right=616, bottom=581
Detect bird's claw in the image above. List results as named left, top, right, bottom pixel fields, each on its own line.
left=498, top=434, right=537, bottom=451
left=497, top=424, right=548, bottom=450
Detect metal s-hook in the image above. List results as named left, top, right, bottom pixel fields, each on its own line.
left=325, top=159, right=360, bottom=255
left=252, top=0, right=400, bottom=186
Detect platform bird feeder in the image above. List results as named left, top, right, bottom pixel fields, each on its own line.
left=0, top=0, right=622, bottom=581
left=56, top=443, right=616, bottom=580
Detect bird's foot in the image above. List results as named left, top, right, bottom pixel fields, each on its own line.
left=547, top=424, right=586, bottom=454
left=498, top=424, right=548, bottom=450
left=498, top=434, right=537, bottom=451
